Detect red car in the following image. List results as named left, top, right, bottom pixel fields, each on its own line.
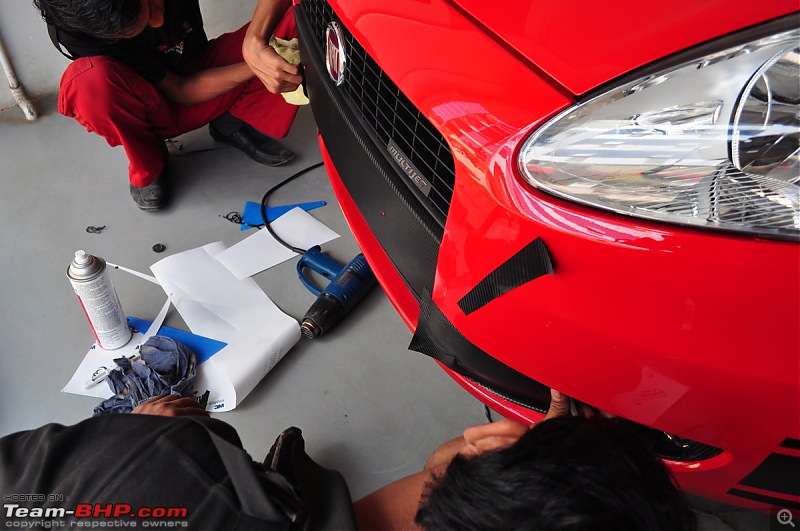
left=295, top=0, right=799, bottom=510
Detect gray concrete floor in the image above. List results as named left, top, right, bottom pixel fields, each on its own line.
left=0, top=97, right=486, bottom=499
left=0, top=98, right=774, bottom=530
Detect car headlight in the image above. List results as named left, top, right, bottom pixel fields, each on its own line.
left=519, top=25, right=799, bottom=240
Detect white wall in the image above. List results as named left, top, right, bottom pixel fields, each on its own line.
left=0, top=0, right=256, bottom=112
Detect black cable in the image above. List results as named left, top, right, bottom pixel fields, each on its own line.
left=260, top=161, right=325, bottom=254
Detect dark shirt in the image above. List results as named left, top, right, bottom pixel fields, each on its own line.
left=0, top=415, right=256, bottom=528
left=0, top=416, right=357, bottom=530
left=49, top=0, right=209, bottom=84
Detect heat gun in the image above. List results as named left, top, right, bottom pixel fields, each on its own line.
left=297, top=246, right=377, bottom=339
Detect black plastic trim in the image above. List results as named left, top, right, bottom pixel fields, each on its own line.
left=297, top=4, right=442, bottom=301
left=780, top=438, right=800, bottom=450
left=409, top=288, right=556, bottom=414
left=299, top=0, right=456, bottom=226
left=409, top=288, right=726, bottom=463
left=727, top=488, right=800, bottom=510
left=739, top=453, right=800, bottom=496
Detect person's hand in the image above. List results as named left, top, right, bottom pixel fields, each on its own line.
left=545, top=388, right=616, bottom=419
left=543, top=388, right=572, bottom=420
left=131, top=394, right=209, bottom=417
left=458, top=388, right=574, bottom=457
left=243, top=35, right=302, bottom=94
left=424, top=387, right=597, bottom=472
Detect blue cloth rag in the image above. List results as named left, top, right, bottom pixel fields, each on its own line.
left=93, top=336, right=197, bottom=416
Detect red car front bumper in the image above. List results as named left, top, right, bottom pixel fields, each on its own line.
left=298, top=0, right=800, bottom=510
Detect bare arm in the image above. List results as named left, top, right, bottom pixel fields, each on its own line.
left=243, top=0, right=301, bottom=92
left=160, top=0, right=297, bottom=103
left=354, top=472, right=428, bottom=531
left=156, top=63, right=254, bottom=105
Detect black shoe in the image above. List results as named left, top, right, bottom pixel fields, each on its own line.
left=129, top=148, right=169, bottom=211
left=209, top=122, right=294, bottom=166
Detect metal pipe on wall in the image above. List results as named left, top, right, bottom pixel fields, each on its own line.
left=0, top=32, right=37, bottom=121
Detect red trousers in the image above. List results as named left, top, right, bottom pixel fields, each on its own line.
left=58, top=12, right=299, bottom=188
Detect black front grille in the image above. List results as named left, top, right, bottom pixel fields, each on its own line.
left=302, top=0, right=456, bottom=226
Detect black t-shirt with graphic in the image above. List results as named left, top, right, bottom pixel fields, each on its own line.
left=49, top=0, right=209, bottom=84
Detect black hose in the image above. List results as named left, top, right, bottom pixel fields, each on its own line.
left=259, top=161, right=325, bottom=254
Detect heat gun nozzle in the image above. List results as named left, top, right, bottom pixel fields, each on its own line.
left=300, top=319, right=321, bottom=339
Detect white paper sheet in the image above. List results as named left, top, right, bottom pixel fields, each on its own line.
left=62, top=331, right=147, bottom=399
left=139, top=298, right=172, bottom=346
left=150, top=243, right=301, bottom=411
left=214, top=207, right=339, bottom=279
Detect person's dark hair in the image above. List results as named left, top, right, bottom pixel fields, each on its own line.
left=32, top=0, right=142, bottom=39
left=416, top=415, right=697, bottom=531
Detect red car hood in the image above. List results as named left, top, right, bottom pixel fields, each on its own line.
left=448, top=0, right=798, bottom=95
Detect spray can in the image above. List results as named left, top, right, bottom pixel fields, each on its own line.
left=66, top=250, right=132, bottom=350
